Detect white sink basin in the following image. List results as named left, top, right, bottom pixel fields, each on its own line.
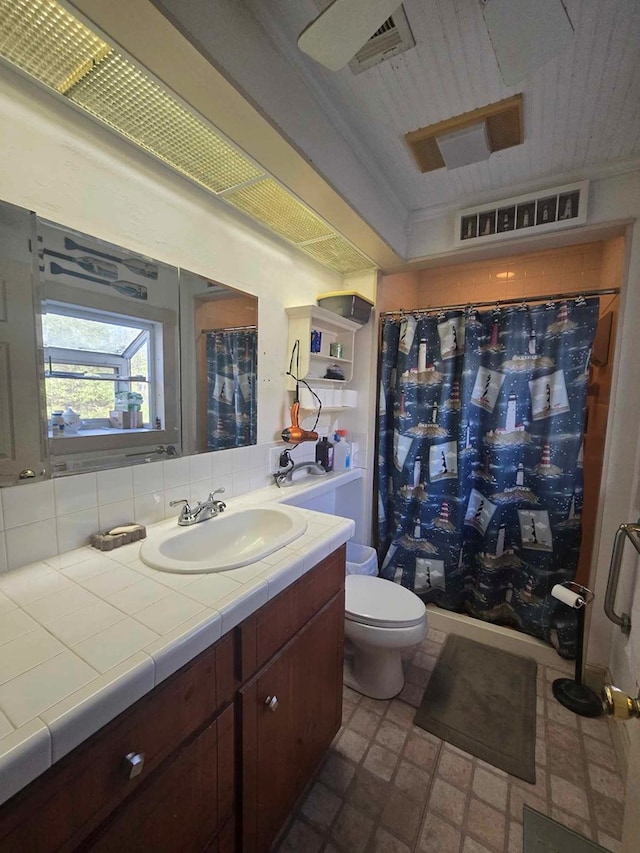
left=140, top=505, right=307, bottom=574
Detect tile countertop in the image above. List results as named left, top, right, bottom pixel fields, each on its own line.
left=0, top=470, right=360, bottom=805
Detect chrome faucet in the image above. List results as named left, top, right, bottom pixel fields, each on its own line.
left=169, top=488, right=226, bottom=526
left=273, top=461, right=328, bottom=488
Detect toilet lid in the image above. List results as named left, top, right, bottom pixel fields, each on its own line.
left=345, top=575, right=426, bottom=628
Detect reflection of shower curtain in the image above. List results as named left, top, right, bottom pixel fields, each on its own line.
left=206, top=328, right=257, bottom=450
left=377, top=298, right=599, bottom=658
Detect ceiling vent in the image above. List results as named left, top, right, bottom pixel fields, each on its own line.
left=349, top=6, right=415, bottom=74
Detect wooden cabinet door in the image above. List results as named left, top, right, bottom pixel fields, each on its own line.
left=84, top=703, right=235, bottom=853
left=240, top=592, right=344, bottom=852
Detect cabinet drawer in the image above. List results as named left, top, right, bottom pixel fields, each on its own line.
left=0, top=632, right=236, bottom=853
left=84, top=703, right=235, bottom=853
left=239, top=545, right=345, bottom=680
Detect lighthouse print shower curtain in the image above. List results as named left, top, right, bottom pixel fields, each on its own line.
left=206, top=329, right=257, bottom=450
left=377, top=298, right=599, bottom=657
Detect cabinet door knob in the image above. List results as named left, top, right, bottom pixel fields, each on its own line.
left=264, top=695, right=278, bottom=712
left=123, top=751, right=145, bottom=779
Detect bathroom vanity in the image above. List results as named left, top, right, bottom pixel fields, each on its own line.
left=0, top=546, right=345, bottom=852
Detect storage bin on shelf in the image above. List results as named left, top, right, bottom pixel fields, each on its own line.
left=317, top=291, right=373, bottom=326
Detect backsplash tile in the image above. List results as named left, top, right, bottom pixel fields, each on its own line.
left=98, top=499, right=135, bottom=532
left=56, top=508, right=100, bottom=554
left=162, top=457, right=190, bottom=491
left=132, top=462, right=164, bottom=497
left=189, top=453, right=212, bottom=484
left=2, top=481, right=55, bottom=530
left=0, top=442, right=277, bottom=573
left=96, top=468, right=134, bottom=506
left=54, top=473, right=97, bottom=516
left=5, top=519, right=58, bottom=571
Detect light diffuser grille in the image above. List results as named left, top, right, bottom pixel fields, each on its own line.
left=224, top=179, right=334, bottom=244
left=0, top=0, right=378, bottom=274
left=0, top=0, right=111, bottom=93
left=68, top=53, right=263, bottom=194
left=298, top=236, right=374, bottom=274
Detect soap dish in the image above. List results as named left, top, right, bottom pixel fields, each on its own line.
left=91, top=522, right=147, bottom=551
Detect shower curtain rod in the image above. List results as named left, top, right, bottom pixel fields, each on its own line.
left=379, top=287, right=619, bottom=318
left=200, top=324, right=257, bottom=334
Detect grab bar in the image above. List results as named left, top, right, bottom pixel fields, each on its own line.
left=604, top=521, right=640, bottom=635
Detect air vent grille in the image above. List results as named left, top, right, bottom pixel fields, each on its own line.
left=349, top=5, right=415, bottom=74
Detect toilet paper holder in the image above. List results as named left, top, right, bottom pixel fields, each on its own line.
left=551, top=581, right=602, bottom=718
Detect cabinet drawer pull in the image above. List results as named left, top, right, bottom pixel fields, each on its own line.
left=264, top=695, right=278, bottom=712
left=123, top=751, right=145, bottom=779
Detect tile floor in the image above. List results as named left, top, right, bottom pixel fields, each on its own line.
left=275, top=629, right=627, bottom=853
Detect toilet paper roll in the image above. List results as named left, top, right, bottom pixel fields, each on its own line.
left=551, top=584, right=585, bottom=609
left=343, top=390, right=358, bottom=407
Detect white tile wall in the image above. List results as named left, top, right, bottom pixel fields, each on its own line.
left=5, top=520, right=58, bottom=571
left=54, top=474, right=97, bottom=516
left=0, top=443, right=281, bottom=573
left=96, top=468, right=134, bottom=506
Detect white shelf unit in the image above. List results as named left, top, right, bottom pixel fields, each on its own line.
left=285, top=306, right=361, bottom=408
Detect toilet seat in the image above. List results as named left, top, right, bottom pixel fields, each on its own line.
left=345, top=575, right=426, bottom=629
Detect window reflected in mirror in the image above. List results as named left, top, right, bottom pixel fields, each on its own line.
left=42, top=304, right=156, bottom=433
left=38, top=218, right=181, bottom=476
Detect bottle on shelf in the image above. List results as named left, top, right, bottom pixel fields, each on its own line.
left=51, top=411, right=65, bottom=437
left=315, top=436, right=334, bottom=471
left=333, top=429, right=352, bottom=471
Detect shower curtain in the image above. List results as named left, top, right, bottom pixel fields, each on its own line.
left=377, top=298, right=599, bottom=658
left=206, top=328, right=257, bottom=450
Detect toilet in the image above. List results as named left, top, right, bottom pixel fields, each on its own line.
left=344, top=574, right=428, bottom=700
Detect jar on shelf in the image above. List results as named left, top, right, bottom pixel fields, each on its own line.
left=51, top=411, right=65, bottom=436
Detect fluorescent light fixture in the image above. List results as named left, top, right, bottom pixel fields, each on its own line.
left=436, top=122, right=491, bottom=170
left=0, top=0, right=374, bottom=273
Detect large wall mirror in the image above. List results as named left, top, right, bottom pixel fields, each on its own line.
left=0, top=198, right=258, bottom=486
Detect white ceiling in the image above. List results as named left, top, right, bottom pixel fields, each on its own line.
left=155, top=0, right=640, bottom=258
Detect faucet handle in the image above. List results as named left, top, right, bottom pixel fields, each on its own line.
left=169, top=498, right=192, bottom=518
left=207, top=489, right=226, bottom=512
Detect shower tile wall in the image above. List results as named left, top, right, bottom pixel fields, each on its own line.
left=276, top=629, right=626, bottom=853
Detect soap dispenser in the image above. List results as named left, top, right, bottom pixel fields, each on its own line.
left=315, top=436, right=334, bottom=471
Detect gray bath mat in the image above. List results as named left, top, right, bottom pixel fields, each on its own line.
left=414, top=635, right=537, bottom=782
left=523, top=806, right=607, bottom=851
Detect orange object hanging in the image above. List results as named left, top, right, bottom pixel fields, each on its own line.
left=281, top=400, right=318, bottom=444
